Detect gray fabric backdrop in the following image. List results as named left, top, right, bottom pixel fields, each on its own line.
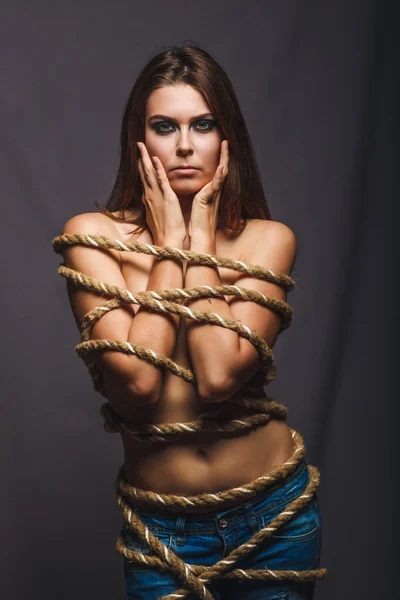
left=1, top=1, right=397, bottom=598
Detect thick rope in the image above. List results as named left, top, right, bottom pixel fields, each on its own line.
left=116, top=431, right=326, bottom=600
left=52, top=233, right=327, bottom=598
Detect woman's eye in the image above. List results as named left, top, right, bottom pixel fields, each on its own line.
left=153, top=122, right=175, bottom=134
left=152, top=120, right=217, bottom=134
left=195, top=120, right=216, bottom=131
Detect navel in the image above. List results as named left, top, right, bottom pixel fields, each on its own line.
left=196, top=446, right=208, bottom=459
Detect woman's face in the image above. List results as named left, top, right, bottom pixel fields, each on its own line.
left=144, top=84, right=223, bottom=195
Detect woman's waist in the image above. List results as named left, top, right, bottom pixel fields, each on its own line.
left=120, top=445, right=307, bottom=520
left=121, top=418, right=294, bottom=508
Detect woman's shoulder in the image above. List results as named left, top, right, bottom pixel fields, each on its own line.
left=61, top=210, right=124, bottom=238
left=60, top=211, right=131, bottom=268
left=243, top=218, right=296, bottom=246
left=241, top=219, right=297, bottom=273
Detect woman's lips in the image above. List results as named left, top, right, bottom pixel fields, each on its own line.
left=172, top=168, right=199, bottom=174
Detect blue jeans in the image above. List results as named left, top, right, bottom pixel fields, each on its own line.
left=121, top=458, right=322, bottom=599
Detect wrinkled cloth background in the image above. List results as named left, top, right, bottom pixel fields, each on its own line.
left=1, top=1, right=397, bottom=598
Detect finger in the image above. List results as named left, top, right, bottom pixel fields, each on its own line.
left=213, top=164, right=225, bottom=186
left=219, top=139, right=229, bottom=176
left=137, top=157, right=151, bottom=197
left=212, top=165, right=226, bottom=197
left=152, top=156, right=173, bottom=195
left=137, top=142, right=158, bottom=189
left=196, top=171, right=223, bottom=204
left=137, top=156, right=145, bottom=183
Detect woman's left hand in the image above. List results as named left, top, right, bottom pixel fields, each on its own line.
left=188, top=140, right=229, bottom=242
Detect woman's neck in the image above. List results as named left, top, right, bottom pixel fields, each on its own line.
left=176, top=193, right=195, bottom=231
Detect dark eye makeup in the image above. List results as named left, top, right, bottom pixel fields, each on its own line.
left=151, top=119, right=218, bottom=134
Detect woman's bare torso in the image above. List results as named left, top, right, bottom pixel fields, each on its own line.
left=106, top=212, right=294, bottom=511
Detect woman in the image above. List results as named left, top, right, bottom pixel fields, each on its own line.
left=57, top=43, right=322, bottom=599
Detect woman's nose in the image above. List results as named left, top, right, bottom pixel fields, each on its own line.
left=176, top=130, right=194, bottom=155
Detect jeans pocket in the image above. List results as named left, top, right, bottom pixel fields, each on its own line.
left=121, top=522, right=172, bottom=556
left=249, top=495, right=320, bottom=571
left=122, top=524, right=173, bottom=580
left=262, top=497, right=318, bottom=543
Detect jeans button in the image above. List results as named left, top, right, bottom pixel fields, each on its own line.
left=219, top=518, right=229, bottom=529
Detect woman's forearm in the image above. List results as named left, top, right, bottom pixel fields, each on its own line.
left=124, top=238, right=184, bottom=400
left=184, top=238, right=240, bottom=401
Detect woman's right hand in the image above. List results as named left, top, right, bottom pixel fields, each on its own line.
left=137, top=142, right=186, bottom=246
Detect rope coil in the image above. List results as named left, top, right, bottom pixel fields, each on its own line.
left=52, top=232, right=327, bottom=598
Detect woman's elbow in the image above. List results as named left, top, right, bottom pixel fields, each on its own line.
left=104, top=373, right=161, bottom=408
left=197, top=376, right=233, bottom=403
left=127, top=375, right=161, bottom=405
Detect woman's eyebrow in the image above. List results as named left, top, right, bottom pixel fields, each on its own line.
left=148, top=112, right=214, bottom=123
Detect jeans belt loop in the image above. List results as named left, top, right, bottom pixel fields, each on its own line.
left=176, top=515, right=186, bottom=546
left=244, top=499, right=259, bottom=534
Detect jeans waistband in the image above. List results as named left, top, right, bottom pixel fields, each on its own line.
left=126, top=458, right=308, bottom=523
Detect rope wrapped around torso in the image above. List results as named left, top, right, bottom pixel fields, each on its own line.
left=52, top=233, right=327, bottom=599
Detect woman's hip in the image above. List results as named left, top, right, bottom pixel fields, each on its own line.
left=121, top=457, right=322, bottom=599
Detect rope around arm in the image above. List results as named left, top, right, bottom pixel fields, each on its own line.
left=52, top=233, right=294, bottom=440
left=52, top=232, right=327, bottom=598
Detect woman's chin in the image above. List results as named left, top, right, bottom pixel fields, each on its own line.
left=170, top=181, right=204, bottom=196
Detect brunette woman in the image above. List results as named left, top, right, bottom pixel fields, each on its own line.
left=59, top=43, right=322, bottom=600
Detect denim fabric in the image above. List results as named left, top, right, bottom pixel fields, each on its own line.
left=121, top=458, right=322, bottom=600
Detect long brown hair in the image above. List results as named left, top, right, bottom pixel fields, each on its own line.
left=95, top=42, right=272, bottom=236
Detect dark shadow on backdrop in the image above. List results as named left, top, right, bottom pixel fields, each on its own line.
left=0, top=1, right=398, bottom=598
